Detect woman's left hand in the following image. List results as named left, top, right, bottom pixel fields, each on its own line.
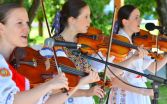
left=87, top=85, right=105, bottom=98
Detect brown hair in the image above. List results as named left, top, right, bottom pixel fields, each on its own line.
left=59, top=0, right=87, bottom=33
left=0, top=3, right=22, bottom=24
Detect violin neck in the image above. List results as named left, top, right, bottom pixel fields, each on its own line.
left=112, top=38, right=138, bottom=50
left=59, top=64, right=88, bottom=77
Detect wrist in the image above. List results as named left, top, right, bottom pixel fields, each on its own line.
left=84, top=89, right=91, bottom=97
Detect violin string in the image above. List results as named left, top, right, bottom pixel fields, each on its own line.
left=58, top=65, right=84, bottom=76
left=33, top=59, right=85, bottom=76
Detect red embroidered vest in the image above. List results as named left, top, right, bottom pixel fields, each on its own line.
left=8, top=64, right=27, bottom=91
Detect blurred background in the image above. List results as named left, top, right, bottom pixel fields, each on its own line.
left=1, top=0, right=167, bottom=103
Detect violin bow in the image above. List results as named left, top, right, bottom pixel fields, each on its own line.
left=40, top=0, right=68, bottom=94
left=99, top=4, right=118, bottom=104
left=40, top=0, right=61, bottom=73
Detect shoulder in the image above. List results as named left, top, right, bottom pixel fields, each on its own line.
left=0, top=54, right=12, bottom=79
left=55, top=48, right=67, bottom=57
left=0, top=54, right=9, bottom=69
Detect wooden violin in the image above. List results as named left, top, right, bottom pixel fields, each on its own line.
left=10, top=47, right=112, bottom=88
left=133, top=29, right=167, bottom=52
left=77, top=27, right=165, bottom=62
left=77, top=26, right=131, bottom=62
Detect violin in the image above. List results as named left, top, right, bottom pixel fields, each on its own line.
left=77, top=26, right=132, bottom=62
left=11, top=47, right=85, bottom=88
left=77, top=27, right=165, bottom=62
left=133, top=29, right=167, bottom=52
left=132, top=29, right=167, bottom=60
left=11, top=47, right=112, bottom=88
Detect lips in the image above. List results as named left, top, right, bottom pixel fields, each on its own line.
left=21, top=35, right=27, bottom=39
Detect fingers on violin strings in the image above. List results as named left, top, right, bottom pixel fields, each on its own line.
left=139, top=45, right=148, bottom=56
left=95, top=88, right=105, bottom=98
left=137, top=47, right=144, bottom=58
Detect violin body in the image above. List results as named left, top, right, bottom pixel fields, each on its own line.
left=133, top=29, right=167, bottom=52
left=77, top=27, right=132, bottom=62
left=11, top=47, right=113, bottom=88
left=78, top=27, right=167, bottom=62
left=133, top=29, right=155, bottom=49
left=11, top=47, right=81, bottom=88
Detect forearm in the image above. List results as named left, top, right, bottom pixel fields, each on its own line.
left=46, top=84, right=82, bottom=104
left=71, top=89, right=89, bottom=97
left=13, top=82, right=51, bottom=104
left=112, top=77, right=140, bottom=93
left=108, top=56, right=134, bottom=77
left=147, top=54, right=167, bottom=73
left=112, top=77, right=152, bottom=96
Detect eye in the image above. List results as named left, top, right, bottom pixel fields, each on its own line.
left=27, top=21, right=30, bottom=27
left=85, top=15, right=90, bottom=19
left=135, top=16, right=140, bottom=20
left=17, top=21, right=22, bottom=24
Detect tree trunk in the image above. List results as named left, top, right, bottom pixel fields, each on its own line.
left=38, top=18, right=43, bottom=36
left=18, top=0, right=23, bottom=5
left=115, top=0, right=124, bottom=9
left=156, top=0, right=167, bottom=34
left=28, top=0, right=40, bottom=26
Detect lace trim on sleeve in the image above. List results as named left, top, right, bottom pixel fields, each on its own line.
left=37, top=91, right=52, bottom=104
left=6, top=88, right=18, bottom=104
left=25, top=78, right=30, bottom=90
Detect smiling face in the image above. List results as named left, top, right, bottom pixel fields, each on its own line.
left=124, top=8, right=141, bottom=33
left=0, top=8, right=29, bottom=48
left=71, top=5, right=91, bottom=33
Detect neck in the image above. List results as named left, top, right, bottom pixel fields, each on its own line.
left=60, top=26, right=78, bottom=42
left=123, top=27, right=134, bottom=37
left=0, top=40, right=15, bottom=61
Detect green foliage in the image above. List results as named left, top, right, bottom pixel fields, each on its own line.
left=23, top=0, right=32, bottom=11
left=125, top=0, right=157, bottom=19
left=38, top=0, right=112, bottom=35
left=44, top=0, right=65, bottom=24
left=0, top=0, right=19, bottom=3
left=0, top=0, right=32, bottom=11
left=85, top=0, right=112, bottom=35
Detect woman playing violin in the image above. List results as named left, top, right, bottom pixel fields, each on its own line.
left=0, top=3, right=100, bottom=104
left=51, top=0, right=107, bottom=104
left=107, top=5, right=167, bottom=104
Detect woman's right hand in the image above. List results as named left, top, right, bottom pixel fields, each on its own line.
left=137, top=46, right=149, bottom=58
left=78, top=71, right=100, bottom=86
left=46, top=73, right=69, bottom=91
left=132, top=46, right=148, bottom=60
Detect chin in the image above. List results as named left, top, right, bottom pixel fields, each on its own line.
left=79, top=30, right=87, bottom=34
left=19, top=43, right=28, bottom=47
left=135, top=28, right=140, bottom=33
left=83, top=29, right=89, bottom=33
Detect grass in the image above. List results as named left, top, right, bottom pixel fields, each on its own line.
left=146, top=81, right=167, bottom=104
left=158, top=85, right=167, bottom=104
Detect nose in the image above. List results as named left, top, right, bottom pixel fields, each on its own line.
left=23, top=23, right=30, bottom=33
left=139, top=17, right=142, bottom=23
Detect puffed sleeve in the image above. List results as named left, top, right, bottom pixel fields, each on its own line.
left=0, top=54, right=19, bottom=104
left=89, top=51, right=115, bottom=72
left=142, top=56, right=155, bottom=70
